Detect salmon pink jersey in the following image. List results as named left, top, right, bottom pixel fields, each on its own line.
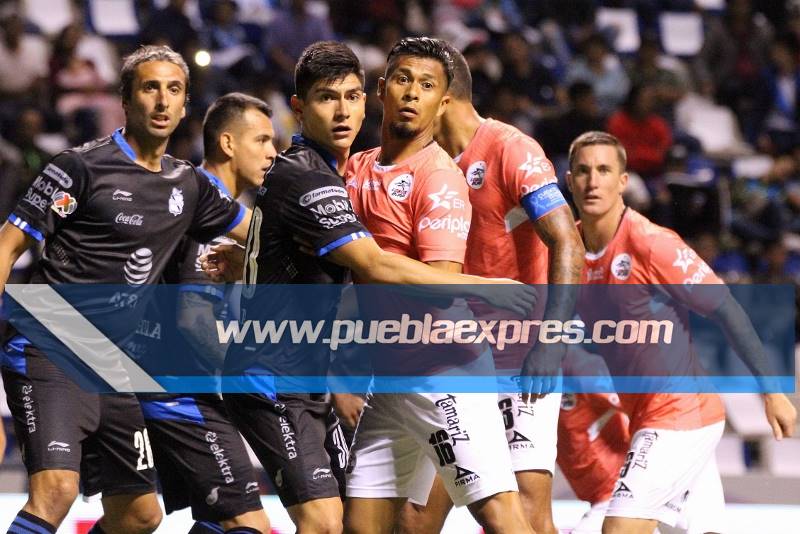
left=456, top=119, right=561, bottom=368
left=345, top=142, right=482, bottom=374
left=457, top=119, right=553, bottom=284
left=578, top=208, right=726, bottom=431
left=557, top=392, right=629, bottom=504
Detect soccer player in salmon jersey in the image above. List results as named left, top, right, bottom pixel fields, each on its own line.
left=556, top=349, right=630, bottom=534
left=397, top=43, right=584, bottom=534
left=342, top=37, right=533, bottom=534
left=565, top=131, right=797, bottom=534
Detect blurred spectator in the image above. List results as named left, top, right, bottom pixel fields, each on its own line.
left=140, top=0, right=199, bottom=58
left=461, top=41, right=501, bottom=113
left=497, top=30, right=563, bottom=121
left=0, top=12, right=49, bottom=114
left=754, top=239, right=800, bottom=284
left=201, top=0, right=263, bottom=93
left=758, top=35, right=800, bottom=155
left=49, top=23, right=123, bottom=141
left=626, top=34, right=691, bottom=116
left=693, top=0, right=773, bottom=143
left=692, top=232, right=752, bottom=284
left=731, top=155, right=799, bottom=243
left=264, top=0, right=335, bottom=91
left=565, top=32, right=629, bottom=117
left=607, top=84, right=672, bottom=178
left=536, top=81, right=604, bottom=173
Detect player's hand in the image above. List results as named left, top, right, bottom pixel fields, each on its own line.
left=331, top=392, right=365, bottom=430
left=479, top=280, right=538, bottom=316
left=200, top=244, right=245, bottom=283
left=520, top=342, right=565, bottom=403
left=763, top=393, right=797, bottom=440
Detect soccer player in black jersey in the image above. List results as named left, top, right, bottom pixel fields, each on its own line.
left=205, top=40, right=535, bottom=534
left=0, top=46, right=251, bottom=534
left=135, top=93, right=277, bottom=534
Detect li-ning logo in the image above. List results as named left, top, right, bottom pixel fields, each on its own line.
left=124, top=248, right=153, bottom=285
left=113, top=189, right=133, bottom=201
left=47, top=440, right=71, bottom=452
left=312, top=467, right=333, bottom=480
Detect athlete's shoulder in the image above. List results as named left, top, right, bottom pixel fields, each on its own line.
left=625, top=209, right=685, bottom=252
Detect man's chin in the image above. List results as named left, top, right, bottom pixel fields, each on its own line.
left=389, top=121, right=417, bottom=139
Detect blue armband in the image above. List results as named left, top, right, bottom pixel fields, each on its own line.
left=521, top=183, right=567, bottom=221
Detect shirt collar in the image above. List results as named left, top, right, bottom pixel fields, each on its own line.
left=292, top=134, right=338, bottom=172
left=112, top=128, right=137, bottom=162
left=198, top=166, right=233, bottom=198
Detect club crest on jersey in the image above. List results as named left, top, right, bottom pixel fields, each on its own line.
left=168, top=187, right=184, bottom=216
left=465, top=160, right=486, bottom=189
left=50, top=191, right=77, bottom=218
left=560, top=393, right=577, bottom=411
left=611, top=253, right=632, bottom=280
left=388, top=174, right=413, bottom=201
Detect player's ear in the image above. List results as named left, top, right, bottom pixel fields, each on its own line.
left=565, top=171, right=574, bottom=193
left=220, top=132, right=234, bottom=159
left=436, top=94, right=451, bottom=117
left=619, top=171, right=629, bottom=191
left=180, top=105, right=186, bottom=119
left=377, top=78, right=386, bottom=101
left=290, top=94, right=303, bottom=121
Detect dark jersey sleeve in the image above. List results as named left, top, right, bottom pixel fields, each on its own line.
left=283, top=171, right=369, bottom=256
left=8, top=151, right=88, bottom=241
left=186, top=169, right=246, bottom=244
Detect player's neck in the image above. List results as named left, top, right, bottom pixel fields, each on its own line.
left=581, top=202, right=626, bottom=253
left=122, top=128, right=168, bottom=172
left=202, top=160, right=239, bottom=198
left=379, top=125, right=435, bottom=165
left=436, top=103, right=482, bottom=158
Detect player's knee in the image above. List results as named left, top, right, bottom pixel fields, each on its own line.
left=124, top=500, right=163, bottom=534
left=30, top=474, right=79, bottom=514
left=468, top=492, right=532, bottom=534
left=296, top=514, right=342, bottom=534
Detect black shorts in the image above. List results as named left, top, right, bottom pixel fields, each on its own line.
left=224, top=392, right=348, bottom=507
left=139, top=394, right=263, bottom=522
left=2, top=345, right=156, bottom=497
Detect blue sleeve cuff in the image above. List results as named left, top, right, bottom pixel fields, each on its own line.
left=521, top=183, right=567, bottom=221
left=223, top=203, right=246, bottom=234
left=178, top=284, right=225, bottom=300
left=8, top=213, right=44, bottom=241
left=317, top=231, right=371, bottom=256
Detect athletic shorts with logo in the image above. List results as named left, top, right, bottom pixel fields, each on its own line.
left=223, top=392, right=347, bottom=507
left=607, top=421, right=725, bottom=529
left=497, top=391, right=560, bottom=473
left=139, top=394, right=263, bottom=521
left=1, top=344, right=156, bottom=497
left=347, top=392, right=518, bottom=507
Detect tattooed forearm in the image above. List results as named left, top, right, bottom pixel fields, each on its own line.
left=534, top=205, right=584, bottom=322
left=177, top=290, right=228, bottom=371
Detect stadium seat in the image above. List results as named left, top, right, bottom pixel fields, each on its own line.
left=659, top=12, right=704, bottom=56
left=716, top=434, right=747, bottom=476
left=722, top=394, right=773, bottom=437
left=23, top=0, right=74, bottom=36
left=596, top=8, right=640, bottom=54
left=762, top=438, right=800, bottom=477
left=87, top=0, right=139, bottom=37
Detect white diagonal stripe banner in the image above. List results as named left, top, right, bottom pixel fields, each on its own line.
left=5, top=284, right=165, bottom=393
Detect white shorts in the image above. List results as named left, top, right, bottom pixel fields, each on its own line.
left=606, top=421, right=725, bottom=528
left=498, top=391, right=560, bottom=473
left=571, top=500, right=609, bottom=533
left=345, top=392, right=518, bottom=507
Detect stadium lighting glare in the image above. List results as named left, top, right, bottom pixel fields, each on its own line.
left=194, top=50, right=211, bottom=67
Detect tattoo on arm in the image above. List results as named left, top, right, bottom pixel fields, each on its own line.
left=534, top=205, right=585, bottom=322
left=177, top=290, right=228, bottom=371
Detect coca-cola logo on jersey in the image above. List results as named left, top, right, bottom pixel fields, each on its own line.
left=115, top=212, right=144, bottom=226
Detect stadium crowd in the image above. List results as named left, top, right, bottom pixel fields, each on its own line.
left=2, top=0, right=800, bottom=288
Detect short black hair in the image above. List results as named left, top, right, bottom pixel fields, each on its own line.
left=294, top=41, right=365, bottom=100
left=385, top=37, right=454, bottom=88
left=442, top=42, right=471, bottom=101
left=120, top=45, right=190, bottom=103
left=203, top=92, right=273, bottom=159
